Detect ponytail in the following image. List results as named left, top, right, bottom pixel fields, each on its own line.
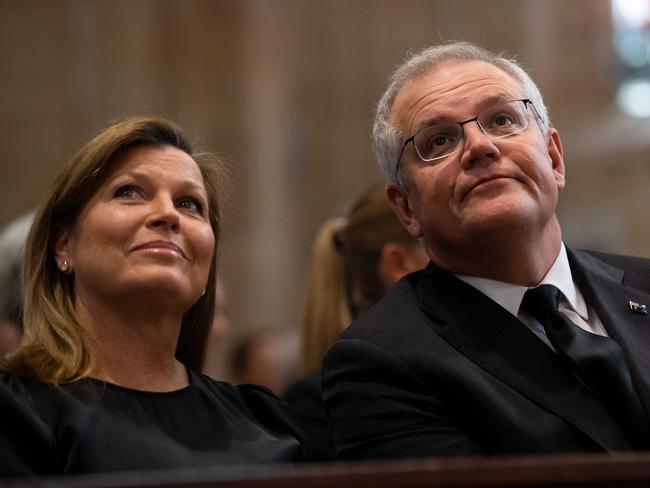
left=300, top=218, right=351, bottom=375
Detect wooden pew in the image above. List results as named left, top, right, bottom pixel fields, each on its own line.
left=6, top=452, right=650, bottom=488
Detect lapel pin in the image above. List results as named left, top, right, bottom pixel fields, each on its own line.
left=629, top=301, right=648, bottom=315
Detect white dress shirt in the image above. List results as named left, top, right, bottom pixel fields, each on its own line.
left=456, top=244, right=607, bottom=350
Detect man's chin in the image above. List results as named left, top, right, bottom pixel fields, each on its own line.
left=458, top=207, right=540, bottom=239
left=460, top=194, right=539, bottom=225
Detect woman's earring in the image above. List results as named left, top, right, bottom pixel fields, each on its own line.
left=60, top=260, right=69, bottom=272
left=201, top=288, right=206, bottom=297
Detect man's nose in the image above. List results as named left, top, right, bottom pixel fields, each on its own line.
left=146, top=196, right=181, bottom=232
left=459, top=121, right=501, bottom=167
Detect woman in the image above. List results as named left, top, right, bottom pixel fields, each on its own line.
left=0, top=117, right=325, bottom=477
left=284, top=183, right=429, bottom=456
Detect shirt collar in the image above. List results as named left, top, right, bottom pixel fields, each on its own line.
left=456, top=244, right=588, bottom=319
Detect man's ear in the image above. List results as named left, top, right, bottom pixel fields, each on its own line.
left=386, top=183, right=423, bottom=238
left=52, top=225, right=73, bottom=272
left=547, top=128, right=565, bottom=191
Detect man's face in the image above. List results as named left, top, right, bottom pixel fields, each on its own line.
left=387, top=60, right=565, bottom=263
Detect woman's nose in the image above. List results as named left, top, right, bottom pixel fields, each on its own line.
left=146, top=197, right=180, bottom=232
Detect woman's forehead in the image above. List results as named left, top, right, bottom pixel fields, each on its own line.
left=107, top=145, right=205, bottom=188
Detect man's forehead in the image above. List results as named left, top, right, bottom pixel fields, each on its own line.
left=398, top=59, right=520, bottom=100
left=389, top=60, right=523, bottom=132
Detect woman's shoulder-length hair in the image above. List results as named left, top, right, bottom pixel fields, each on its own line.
left=3, top=116, right=229, bottom=385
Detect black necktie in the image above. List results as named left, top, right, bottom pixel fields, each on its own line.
left=521, top=284, right=648, bottom=448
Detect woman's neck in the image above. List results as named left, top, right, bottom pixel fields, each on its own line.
left=74, top=292, right=189, bottom=392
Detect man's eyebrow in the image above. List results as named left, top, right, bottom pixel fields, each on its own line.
left=473, top=94, right=513, bottom=111
left=413, top=94, right=515, bottom=133
left=414, top=114, right=448, bottom=133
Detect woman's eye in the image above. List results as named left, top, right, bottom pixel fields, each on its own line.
left=113, top=186, right=138, bottom=198
left=178, top=198, right=203, bottom=214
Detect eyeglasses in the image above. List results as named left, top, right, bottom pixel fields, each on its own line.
left=396, top=99, right=538, bottom=167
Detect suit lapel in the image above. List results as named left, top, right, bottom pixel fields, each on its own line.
left=568, top=249, right=650, bottom=421
left=415, top=262, right=630, bottom=450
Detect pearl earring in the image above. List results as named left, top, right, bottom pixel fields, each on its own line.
left=60, top=260, right=69, bottom=272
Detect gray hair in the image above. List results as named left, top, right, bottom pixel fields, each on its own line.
left=373, top=42, right=551, bottom=185
left=0, top=211, right=34, bottom=327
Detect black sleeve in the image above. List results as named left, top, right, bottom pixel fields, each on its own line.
left=0, top=372, right=58, bottom=478
left=322, top=338, right=481, bottom=460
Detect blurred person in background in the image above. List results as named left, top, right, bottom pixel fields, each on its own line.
left=229, top=328, right=298, bottom=397
left=202, top=277, right=232, bottom=378
left=284, top=183, right=428, bottom=456
left=0, top=116, right=326, bottom=478
left=0, top=211, right=34, bottom=356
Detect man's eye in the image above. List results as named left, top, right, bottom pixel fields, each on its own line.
left=432, top=136, right=448, bottom=147
left=425, top=134, right=453, bottom=150
left=493, top=114, right=514, bottom=127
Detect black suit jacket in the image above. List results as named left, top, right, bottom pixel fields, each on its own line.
left=321, top=248, right=650, bottom=459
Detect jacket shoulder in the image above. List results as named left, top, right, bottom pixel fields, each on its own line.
left=340, top=270, right=429, bottom=342
left=576, top=248, right=650, bottom=290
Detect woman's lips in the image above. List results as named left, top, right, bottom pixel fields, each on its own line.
left=131, top=241, right=186, bottom=259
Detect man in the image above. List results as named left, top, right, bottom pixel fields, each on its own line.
left=321, top=42, right=650, bottom=459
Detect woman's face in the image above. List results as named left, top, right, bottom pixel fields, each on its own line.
left=56, top=145, right=215, bottom=315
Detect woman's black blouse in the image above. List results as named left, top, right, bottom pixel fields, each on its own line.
left=0, top=369, right=326, bottom=477
left=284, top=371, right=335, bottom=458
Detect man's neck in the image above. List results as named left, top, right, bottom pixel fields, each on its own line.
left=428, top=218, right=563, bottom=286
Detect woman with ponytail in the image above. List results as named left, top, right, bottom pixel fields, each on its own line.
left=284, top=183, right=428, bottom=456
